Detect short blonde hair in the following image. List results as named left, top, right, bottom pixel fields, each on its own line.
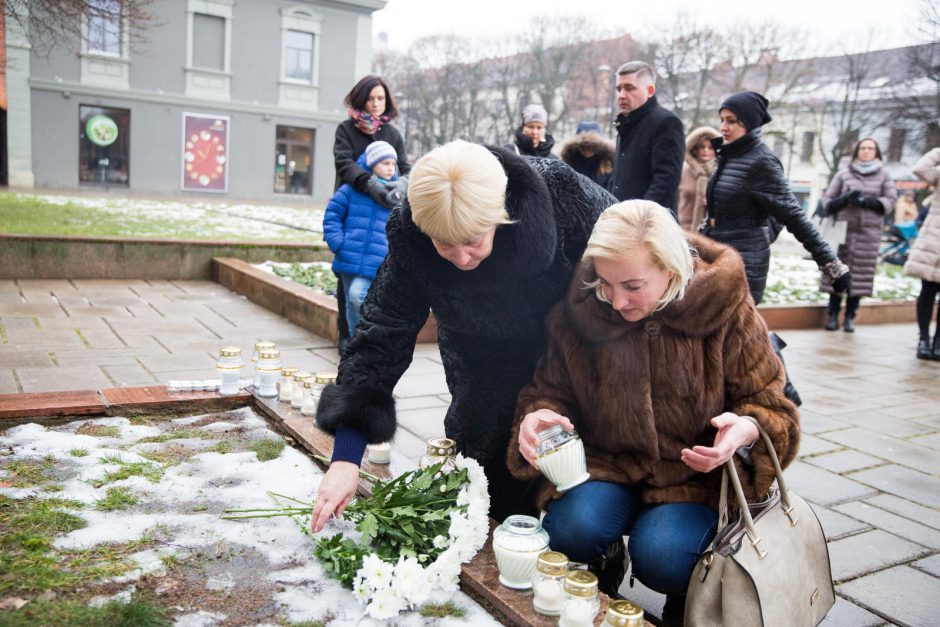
left=407, top=140, right=512, bottom=243
left=583, top=200, right=694, bottom=311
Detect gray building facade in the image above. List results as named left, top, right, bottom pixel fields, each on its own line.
left=5, top=0, right=385, bottom=202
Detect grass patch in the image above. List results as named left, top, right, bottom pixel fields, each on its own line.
left=76, top=424, right=121, bottom=438
left=249, top=439, right=285, bottom=462
left=2, top=594, right=170, bottom=626
left=206, top=440, right=233, bottom=454
left=96, top=458, right=164, bottom=485
left=41, top=484, right=65, bottom=493
left=139, top=445, right=195, bottom=467
left=70, top=448, right=90, bottom=457
left=137, top=429, right=215, bottom=444
left=95, top=486, right=139, bottom=512
left=419, top=601, right=467, bottom=618
left=3, top=458, right=57, bottom=488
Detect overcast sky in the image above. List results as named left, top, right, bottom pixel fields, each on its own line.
left=373, top=0, right=928, bottom=58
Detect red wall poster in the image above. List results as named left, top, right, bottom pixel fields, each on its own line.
left=181, top=113, right=229, bottom=192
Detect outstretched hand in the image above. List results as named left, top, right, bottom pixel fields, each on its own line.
left=517, top=408, right=574, bottom=468
left=310, top=461, right=360, bottom=533
left=681, top=412, right=759, bottom=474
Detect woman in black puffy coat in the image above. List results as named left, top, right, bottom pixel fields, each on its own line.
left=701, top=92, right=850, bottom=304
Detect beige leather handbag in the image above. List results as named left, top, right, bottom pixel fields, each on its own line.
left=685, top=417, right=835, bottom=626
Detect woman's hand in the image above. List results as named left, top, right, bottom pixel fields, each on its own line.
left=518, top=408, right=574, bottom=468
left=681, top=412, right=760, bottom=474
left=310, top=461, right=360, bottom=533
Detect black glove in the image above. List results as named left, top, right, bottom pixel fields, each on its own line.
left=365, top=175, right=397, bottom=209
left=827, top=194, right=850, bottom=213
left=858, top=195, right=884, bottom=211
left=832, top=270, right=852, bottom=294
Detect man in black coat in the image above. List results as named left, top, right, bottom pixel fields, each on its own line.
left=311, top=141, right=616, bottom=528
left=608, top=61, right=685, bottom=218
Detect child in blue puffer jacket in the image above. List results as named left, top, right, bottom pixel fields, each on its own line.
left=322, top=141, right=405, bottom=337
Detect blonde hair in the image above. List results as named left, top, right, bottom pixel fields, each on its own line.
left=407, top=140, right=512, bottom=243
left=583, top=200, right=694, bottom=311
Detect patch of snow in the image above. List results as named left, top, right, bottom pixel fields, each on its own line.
left=173, top=610, right=227, bottom=627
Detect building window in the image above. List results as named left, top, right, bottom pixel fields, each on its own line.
left=284, top=30, right=314, bottom=81
left=887, top=128, right=906, bottom=162
left=772, top=136, right=786, bottom=159
left=87, top=0, right=121, bottom=55
left=800, top=131, right=815, bottom=162
left=79, top=105, right=130, bottom=186
left=274, top=126, right=315, bottom=195
left=840, top=129, right=859, bottom=156
left=193, top=13, right=225, bottom=71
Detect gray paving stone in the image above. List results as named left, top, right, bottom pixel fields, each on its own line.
left=137, top=352, right=216, bottom=373
left=17, top=279, right=77, bottom=292
left=274, top=350, right=337, bottom=375
left=821, top=428, right=936, bottom=472
left=850, top=464, right=940, bottom=509
left=102, top=364, right=158, bottom=387
left=0, top=349, right=56, bottom=367
left=124, top=305, right=167, bottom=320
left=0, top=370, right=20, bottom=393
left=784, top=461, right=879, bottom=506
left=828, top=529, right=929, bottom=582
left=60, top=306, right=134, bottom=319
left=391, top=429, right=429, bottom=465
left=397, top=407, right=448, bottom=442
left=837, top=566, right=940, bottom=626
left=880, top=401, right=940, bottom=420
left=829, top=409, right=937, bottom=438
left=395, top=395, right=450, bottom=411
left=7, top=328, right=85, bottom=348
left=76, top=327, right=127, bottom=349
left=863, top=494, right=940, bottom=531
left=833, top=501, right=940, bottom=549
left=815, top=504, right=872, bottom=541
left=393, top=372, right=449, bottom=398
left=798, top=409, right=852, bottom=435
left=908, top=432, right=940, bottom=451
left=308, top=349, right=341, bottom=365
left=806, top=450, right=887, bottom=474
left=2, top=317, right=40, bottom=332
left=0, top=303, right=66, bottom=317
left=109, top=320, right=210, bottom=337
left=820, top=596, right=885, bottom=627
left=37, top=316, right=111, bottom=329
left=798, top=432, right=845, bottom=457
left=911, top=553, right=940, bottom=577
left=14, top=366, right=112, bottom=393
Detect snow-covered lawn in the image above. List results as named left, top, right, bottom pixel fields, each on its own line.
left=762, top=254, right=919, bottom=305
left=0, top=408, right=497, bottom=626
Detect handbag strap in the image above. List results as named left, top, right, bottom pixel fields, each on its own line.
left=717, top=416, right=798, bottom=558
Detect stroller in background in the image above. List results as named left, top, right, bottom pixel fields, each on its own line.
left=880, top=204, right=927, bottom=265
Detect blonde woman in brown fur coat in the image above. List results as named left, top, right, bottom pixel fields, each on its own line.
left=507, top=200, right=799, bottom=621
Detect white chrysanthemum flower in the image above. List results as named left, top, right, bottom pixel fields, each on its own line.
left=359, top=553, right=393, bottom=590
left=432, top=534, right=448, bottom=549
left=394, top=556, right=433, bottom=605
left=366, top=588, right=408, bottom=620
left=351, top=575, right=371, bottom=603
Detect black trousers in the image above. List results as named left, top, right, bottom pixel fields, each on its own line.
left=917, top=280, right=940, bottom=337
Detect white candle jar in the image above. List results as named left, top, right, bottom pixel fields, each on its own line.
left=367, top=442, right=392, bottom=464
left=300, top=378, right=321, bottom=416
left=251, top=341, right=276, bottom=389
left=559, top=570, right=600, bottom=627
left=531, top=550, right=569, bottom=616
left=216, top=347, right=243, bottom=395
left=603, top=599, right=645, bottom=626
left=278, top=367, right=299, bottom=402
left=419, top=437, right=457, bottom=472
left=255, top=348, right=281, bottom=398
left=290, top=371, right=313, bottom=409
left=492, top=514, right=550, bottom=590
left=536, top=425, right=590, bottom=492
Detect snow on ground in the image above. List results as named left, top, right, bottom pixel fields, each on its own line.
left=0, top=407, right=499, bottom=626
left=762, top=254, right=918, bottom=304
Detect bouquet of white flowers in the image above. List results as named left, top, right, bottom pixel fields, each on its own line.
left=224, top=454, right=490, bottom=619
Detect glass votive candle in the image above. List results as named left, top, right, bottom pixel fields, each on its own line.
left=255, top=348, right=281, bottom=398
left=535, top=425, right=590, bottom=492
left=531, top=550, right=569, bottom=616
left=559, top=570, right=600, bottom=627
left=216, top=347, right=242, bottom=395
left=367, top=442, right=392, bottom=464
left=251, top=341, right=276, bottom=389
left=290, top=371, right=313, bottom=409
left=278, top=367, right=299, bottom=402
left=603, top=599, right=645, bottom=626
left=492, top=514, right=550, bottom=590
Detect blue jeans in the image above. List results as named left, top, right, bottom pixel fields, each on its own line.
left=339, top=274, right=372, bottom=337
left=542, top=481, right=718, bottom=595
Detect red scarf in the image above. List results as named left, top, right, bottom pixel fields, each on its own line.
left=349, top=108, right=390, bottom=135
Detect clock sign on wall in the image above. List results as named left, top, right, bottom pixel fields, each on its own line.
left=181, top=113, right=229, bottom=192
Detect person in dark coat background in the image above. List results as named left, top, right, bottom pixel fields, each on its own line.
left=506, top=103, right=558, bottom=159
left=607, top=61, right=685, bottom=217
left=819, top=138, right=897, bottom=332
left=310, top=140, right=615, bottom=531
left=332, top=75, right=411, bottom=349
left=702, top=91, right=851, bottom=305
left=560, top=121, right=615, bottom=189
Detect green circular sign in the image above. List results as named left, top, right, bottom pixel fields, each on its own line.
left=85, top=114, right=119, bottom=147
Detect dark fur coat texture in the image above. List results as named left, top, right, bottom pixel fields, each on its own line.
left=316, top=146, right=616, bottom=466
left=506, top=234, right=800, bottom=510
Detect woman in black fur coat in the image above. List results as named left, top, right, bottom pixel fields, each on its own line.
left=311, top=140, right=615, bottom=529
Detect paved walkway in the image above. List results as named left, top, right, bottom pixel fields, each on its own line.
left=1, top=279, right=938, bottom=625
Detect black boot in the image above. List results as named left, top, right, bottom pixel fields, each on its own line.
left=825, top=294, right=840, bottom=331
left=932, top=335, right=940, bottom=361
left=661, top=593, right=687, bottom=627
left=824, top=312, right=839, bottom=331
left=917, top=335, right=931, bottom=359
left=586, top=539, right=628, bottom=599
left=843, top=316, right=856, bottom=333
left=843, top=296, right=860, bottom=333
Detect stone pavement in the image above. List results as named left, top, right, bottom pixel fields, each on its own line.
left=1, top=279, right=938, bottom=626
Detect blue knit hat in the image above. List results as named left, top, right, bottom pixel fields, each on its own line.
left=365, top=141, right=398, bottom=168
left=576, top=121, right=602, bottom=135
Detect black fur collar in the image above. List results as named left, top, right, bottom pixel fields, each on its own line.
left=393, top=145, right=558, bottom=283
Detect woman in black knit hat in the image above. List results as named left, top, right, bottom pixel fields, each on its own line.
left=701, top=91, right=851, bottom=305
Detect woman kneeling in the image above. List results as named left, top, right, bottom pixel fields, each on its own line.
left=507, top=200, right=799, bottom=624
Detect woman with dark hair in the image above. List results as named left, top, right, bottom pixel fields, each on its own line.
left=332, top=75, right=411, bottom=344
left=818, top=138, right=897, bottom=332
left=701, top=91, right=851, bottom=304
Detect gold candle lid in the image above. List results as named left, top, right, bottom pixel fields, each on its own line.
left=281, top=367, right=299, bottom=376
left=293, top=371, right=313, bottom=381
left=606, top=600, right=644, bottom=624
left=258, top=348, right=280, bottom=359
left=254, top=341, right=276, bottom=350
left=219, top=346, right=241, bottom=357
left=314, top=373, right=333, bottom=384
left=426, top=437, right=456, bottom=457
left=536, top=550, right=569, bottom=576
left=563, top=570, right=598, bottom=598
left=302, top=378, right=316, bottom=388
